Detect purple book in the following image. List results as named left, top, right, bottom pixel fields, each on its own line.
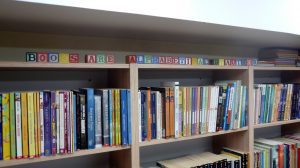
left=43, top=91, right=52, bottom=156
left=51, top=91, right=57, bottom=155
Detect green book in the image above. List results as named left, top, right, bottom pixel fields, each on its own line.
left=9, top=92, right=16, bottom=159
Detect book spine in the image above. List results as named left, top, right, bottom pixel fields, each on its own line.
left=2, top=93, right=10, bottom=160
left=28, top=92, right=36, bottom=158
left=35, top=92, right=41, bottom=157
left=55, top=91, right=60, bottom=154
left=141, top=91, right=146, bottom=141
left=66, top=92, right=71, bottom=153
left=9, top=92, right=16, bottom=159
left=138, top=91, right=142, bottom=142
left=95, top=94, right=102, bottom=148
left=51, top=91, right=57, bottom=155
left=147, top=88, right=152, bottom=140
left=21, top=93, right=28, bottom=158
left=127, top=90, right=132, bottom=145
left=59, top=92, right=65, bottom=153
left=182, top=87, right=186, bottom=136
left=108, top=90, right=113, bottom=146
left=174, top=85, right=179, bottom=138
left=102, top=90, right=109, bottom=146
left=151, top=92, right=156, bottom=139
left=0, top=94, right=2, bottom=160
left=73, top=93, right=77, bottom=151
left=196, top=87, right=200, bottom=135
left=43, top=92, right=51, bottom=156
left=165, top=88, right=170, bottom=138
left=15, top=92, right=23, bottom=159
left=70, top=92, right=74, bottom=153
left=79, top=94, right=87, bottom=149
left=121, top=90, right=128, bottom=145
left=39, top=92, right=44, bottom=156
left=116, top=89, right=121, bottom=145
left=156, top=91, right=162, bottom=139
left=86, top=89, right=95, bottom=149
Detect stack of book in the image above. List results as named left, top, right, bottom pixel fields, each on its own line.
left=258, top=49, right=299, bottom=67
left=0, top=88, right=131, bottom=160
left=254, top=133, right=300, bottom=168
left=254, top=84, right=300, bottom=124
left=138, top=80, right=248, bottom=142
left=156, top=148, right=248, bottom=168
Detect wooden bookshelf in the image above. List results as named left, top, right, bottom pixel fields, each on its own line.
left=0, top=146, right=130, bottom=168
left=254, top=119, right=300, bottom=129
left=139, top=127, right=248, bottom=147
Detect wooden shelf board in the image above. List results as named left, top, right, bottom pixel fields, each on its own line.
left=139, top=127, right=248, bottom=147
left=254, top=119, right=300, bottom=129
left=0, top=146, right=130, bottom=167
left=254, top=66, right=300, bottom=71
left=137, top=64, right=248, bottom=70
left=0, top=62, right=129, bottom=69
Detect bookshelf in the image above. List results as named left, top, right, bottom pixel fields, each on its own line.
left=0, top=1, right=300, bottom=168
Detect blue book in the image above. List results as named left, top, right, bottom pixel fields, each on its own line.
left=73, top=94, right=77, bottom=151
left=108, top=90, right=113, bottom=146
left=151, top=92, right=156, bottom=139
left=223, top=86, right=231, bottom=130
left=127, top=90, right=132, bottom=145
left=120, top=90, right=128, bottom=145
left=0, top=94, right=2, bottom=160
left=43, top=91, right=52, bottom=156
left=80, top=88, right=95, bottom=149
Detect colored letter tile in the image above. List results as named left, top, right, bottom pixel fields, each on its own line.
left=192, top=57, right=198, bottom=65
left=48, top=53, right=59, bottom=63
left=106, top=54, right=115, bottom=64
left=185, top=57, right=192, bottom=65
left=159, top=56, right=166, bottom=64
left=59, top=53, right=70, bottom=64
left=172, top=57, right=179, bottom=64
left=126, top=55, right=136, bottom=64
left=144, top=55, right=152, bottom=64
left=96, top=54, right=106, bottom=64
left=137, top=55, right=144, bottom=64
left=69, top=53, right=79, bottom=63
left=26, top=52, right=37, bottom=62
left=179, top=57, right=185, bottom=64
left=37, top=52, right=48, bottom=63
left=85, top=54, right=96, bottom=63
left=152, top=56, right=159, bottom=64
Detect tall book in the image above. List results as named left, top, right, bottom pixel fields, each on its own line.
left=115, top=89, right=121, bottom=145
left=15, top=92, right=23, bottom=159
left=39, top=92, right=45, bottom=156
left=55, top=91, right=60, bottom=154
left=79, top=93, right=87, bottom=149
left=109, top=89, right=114, bottom=146
left=79, top=88, right=95, bottom=149
left=174, top=83, right=180, bottom=138
left=35, top=92, right=41, bottom=157
left=120, top=89, right=128, bottom=145
left=94, top=90, right=102, bottom=148
left=2, top=93, right=10, bottom=160
left=33, top=92, right=38, bottom=156
left=9, top=92, right=16, bottom=159
left=27, top=92, right=36, bottom=158
left=51, top=91, right=57, bottom=154
left=43, top=91, right=51, bottom=156
left=21, top=92, right=29, bottom=158
left=59, top=92, right=65, bottom=153
left=127, top=90, right=132, bottom=145
left=0, top=94, right=2, bottom=160
left=100, top=89, right=109, bottom=147
left=73, top=93, right=77, bottom=151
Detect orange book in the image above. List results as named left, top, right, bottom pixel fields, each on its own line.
left=169, top=87, right=175, bottom=138
left=278, top=144, right=284, bottom=168
left=21, top=92, right=29, bottom=158
left=147, top=88, right=151, bottom=141
left=165, top=88, right=170, bottom=138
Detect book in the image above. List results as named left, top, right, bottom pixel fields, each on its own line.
left=43, top=91, right=51, bottom=156
left=21, top=92, right=29, bottom=158
left=2, top=93, right=10, bottom=160
left=15, top=92, right=22, bottom=159
left=27, top=92, right=36, bottom=158
left=9, top=92, right=16, bottom=159
left=94, top=90, right=102, bottom=148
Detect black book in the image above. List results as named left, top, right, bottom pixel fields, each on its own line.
left=79, top=94, right=87, bottom=149
left=73, top=90, right=81, bottom=150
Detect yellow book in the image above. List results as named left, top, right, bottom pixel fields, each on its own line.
left=21, top=92, right=29, bottom=158
left=27, top=92, right=36, bottom=158
left=2, top=93, right=10, bottom=160
left=115, top=89, right=121, bottom=145
left=35, top=92, right=41, bottom=156
left=33, top=92, right=38, bottom=156
left=182, top=87, right=186, bottom=137
left=178, top=88, right=183, bottom=138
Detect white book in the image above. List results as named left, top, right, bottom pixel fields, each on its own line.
left=212, top=86, right=218, bottom=132
left=55, top=91, right=60, bottom=154
left=59, top=92, right=65, bottom=153
left=95, top=95, right=102, bottom=148
left=203, top=86, right=208, bottom=134
left=174, top=85, right=179, bottom=138
left=138, top=91, right=142, bottom=142
left=39, top=92, right=45, bottom=155
left=156, top=91, right=162, bottom=139
left=15, top=92, right=23, bottom=159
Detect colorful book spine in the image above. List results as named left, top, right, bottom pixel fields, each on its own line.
left=73, top=93, right=77, bottom=151
left=21, top=92, right=29, bottom=158
left=101, top=90, right=109, bottom=146
left=116, top=89, right=121, bottom=145
left=2, top=93, right=10, bottom=160
left=138, top=91, right=142, bottom=142
left=151, top=92, right=156, bottom=139
left=51, top=91, right=57, bottom=154
left=121, top=90, right=128, bottom=145
left=55, top=91, right=60, bottom=154
left=43, top=91, right=51, bottom=156
left=127, top=90, right=132, bottom=145
left=94, top=92, right=102, bottom=148
left=174, top=84, right=180, bottom=138
left=9, top=92, right=16, bottom=159
left=27, top=92, right=36, bottom=158
left=66, top=91, right=71, bottom=153
left=108, top=90, right=113, bottom=146
left=59, top=92, right=65, bottom=153
left=0, top=94, right=2, bottom=160
left=39, top=92, right=44, bottom=156
left=15, top=92, right=23, bottom=159
left=35, top=92, right=41, bottom=157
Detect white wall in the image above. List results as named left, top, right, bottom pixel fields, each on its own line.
left=19, top=0, right=300, bottom=35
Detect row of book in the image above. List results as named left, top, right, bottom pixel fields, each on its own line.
left=253, top=84, right=300, bottom=124
left=0, top=88, right=131, bottom=160
left=138, top=80, right=248, bottom=142
left=156, top=148, right=248, bottom=168
left=254, top=133, right=300, bottom=168
left=258, top=49, right=299, bottom=67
